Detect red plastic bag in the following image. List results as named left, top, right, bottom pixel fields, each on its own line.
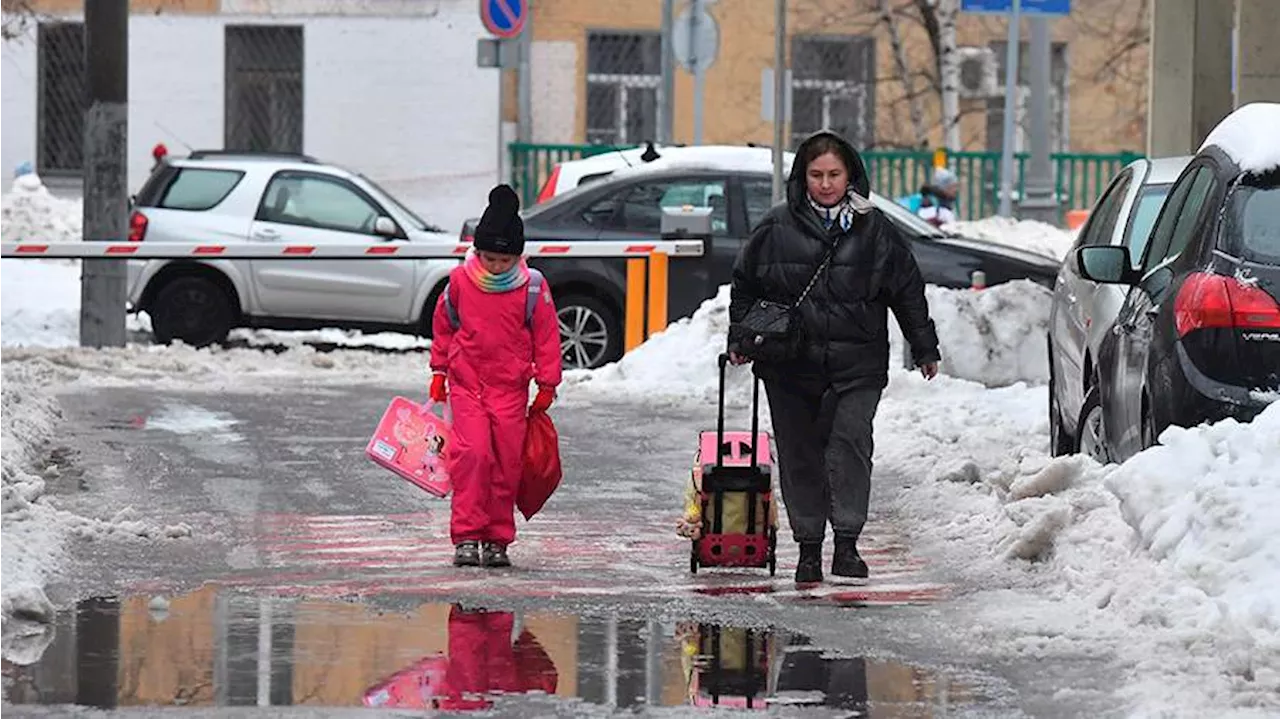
left=518, top=410, right=562, bottom=520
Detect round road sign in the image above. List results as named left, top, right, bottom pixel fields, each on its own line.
left=672, top=7, right=719, bottom=74
left=481, top=0, right=526, bottom=39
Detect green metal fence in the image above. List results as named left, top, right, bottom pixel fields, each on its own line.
left=508, top=142, right=1142, bottom=223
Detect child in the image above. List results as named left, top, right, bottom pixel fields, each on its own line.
left=429, top=184, right=563, bottom=568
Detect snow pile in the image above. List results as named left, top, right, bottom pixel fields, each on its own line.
left=1, top=174, right=82, bottom=243
left=568, top=279, right=1051, bottom=402
left=1199, top=102, right=1280, bottom=174
left=1, top=260, right=87, bottom=348
left=948, top=216, right=1076, bottom=261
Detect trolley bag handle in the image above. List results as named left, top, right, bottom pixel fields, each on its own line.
left=715, top=353, right=762, bottom=471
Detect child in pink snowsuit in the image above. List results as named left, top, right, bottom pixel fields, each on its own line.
left=429, top=184, right=562, bottom=569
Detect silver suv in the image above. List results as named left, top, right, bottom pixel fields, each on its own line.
left=127, top=151, right=458, bottom=346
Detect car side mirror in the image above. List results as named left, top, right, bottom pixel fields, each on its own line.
left=374, top=216, right=402, bottom=239
left=1076, top=245, right=1137, bottom=285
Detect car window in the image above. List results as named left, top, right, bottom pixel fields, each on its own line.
left=157, top=169, right=244, bottom=211
left=592, top=178, right=729, bottom=235
left=258, top=173, right=383, bottom=234
left=1121, top=185, right=1171, bottom=266
left=1141, top=167, right=1199, bottom=273
left=1157, top=167, right=1215, bottom=267
left=743, top=178, right=778, bottom=230
left=1224, top=171, right=1280, bottom=264
left=1074, top=171, right=1131, bottom=249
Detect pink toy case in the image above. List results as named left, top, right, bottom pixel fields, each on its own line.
left=366, top=397, right=452, bottom=498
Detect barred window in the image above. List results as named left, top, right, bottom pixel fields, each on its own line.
left=790, top=35, right=876, bottom=150
left=225, top=26, right=304, bottom=153
left=585, top=31, right=661, bottom=146
left=37, top=22, right=87, bottom=176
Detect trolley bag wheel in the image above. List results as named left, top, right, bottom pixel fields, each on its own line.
left=690, top=540, right=700, bottom=574
left=767, top=527, right=777, bottom=577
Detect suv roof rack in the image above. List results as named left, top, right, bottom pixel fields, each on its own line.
left=187, top=150, right=320, bottom=163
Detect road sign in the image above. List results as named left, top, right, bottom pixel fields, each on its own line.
left=480, top=0, right=525, bottom=39
left=476, top=37, right=519, bottom=69
left=672, top=6, right=719, bottom=73
left=961, top=0, right=1069, bottom=14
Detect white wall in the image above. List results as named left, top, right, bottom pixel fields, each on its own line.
left=1, top=5, right=498, bottom=231
left=2, top=21, right=39, bottom=190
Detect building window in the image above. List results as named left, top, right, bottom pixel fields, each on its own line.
left=225, top=26, right=304, bottom=153
left=585, top=31, right=661, bottom=146
left=790, top=35, right=876, bottom=150
left=37, top=22, right=87, bottom=176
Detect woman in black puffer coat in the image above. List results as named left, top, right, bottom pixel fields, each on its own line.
left=728, top=131, right=941, bottom=584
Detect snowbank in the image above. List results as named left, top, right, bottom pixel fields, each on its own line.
left=1199, top=103, right=1280, bottom=174
left=1, top=174, right=82, bottom=244
left=568, top=279, right=1051, bottom=402
left=948, top=216, right=1076, bottom=261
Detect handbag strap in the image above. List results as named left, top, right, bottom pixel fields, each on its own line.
left=793, top=239, right=840, bottom=308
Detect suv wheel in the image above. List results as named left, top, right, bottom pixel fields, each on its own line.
left=1075, top=385, right=1108, bottom=464
left=557, top=295, right=620, bottom=370
left=150, top=276, right=235, bottom=348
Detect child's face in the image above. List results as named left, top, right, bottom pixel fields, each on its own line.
left=478, top=250, right=519, bottom=275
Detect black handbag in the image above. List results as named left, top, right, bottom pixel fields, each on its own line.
left=731, top=241, right=838, bottom=363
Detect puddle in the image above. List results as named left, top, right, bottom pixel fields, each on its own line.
left=3, top=587, right=977, bottom=715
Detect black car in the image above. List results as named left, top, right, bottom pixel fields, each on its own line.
left=465, top=166, right=1060, bottom=370
left=1075, top=132, right=1280, bottom=463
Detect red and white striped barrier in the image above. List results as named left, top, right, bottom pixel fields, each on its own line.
left=1, top=240, right=705, bottom=260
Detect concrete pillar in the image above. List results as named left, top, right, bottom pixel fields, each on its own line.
left=1235, top=0, right=1280, bottom=106
left=1147, top=0, right=1235, bottom=156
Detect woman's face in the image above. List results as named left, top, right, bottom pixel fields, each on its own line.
left=806, top=152, right=850, bottom=207
left=478, top=250, right=519, bottom=274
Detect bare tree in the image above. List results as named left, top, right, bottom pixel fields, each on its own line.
left=878, top=0, right=928, bottom=145
left=2, top=1, right=39, bottom=41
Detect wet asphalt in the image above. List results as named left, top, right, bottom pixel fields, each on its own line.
left=0, top=380, right=1122, bottom=717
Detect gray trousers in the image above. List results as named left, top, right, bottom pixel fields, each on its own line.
left=764, top=380, right=882, bottom=544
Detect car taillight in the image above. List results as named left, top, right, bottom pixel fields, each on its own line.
left=128, top=210, right=148, bottom=242
left=536, top=165, right=561, bottom=204
left=1174, top=272, right=1280, bottom=338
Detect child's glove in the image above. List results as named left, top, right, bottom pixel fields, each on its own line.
left=529, top=386, right=555, bottom=414
left=429, top=374, right=448, bottom=403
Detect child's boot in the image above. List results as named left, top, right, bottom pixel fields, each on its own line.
left=453, top=541, right=480, bottom=567
left=481, top=541, right=511, bottom=568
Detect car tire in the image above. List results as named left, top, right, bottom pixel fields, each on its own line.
left=1075, top=385, right=1108, bottom=464
left=556, top=294, right=621, bottom=370
left=150, top=276, right=235, bottom=348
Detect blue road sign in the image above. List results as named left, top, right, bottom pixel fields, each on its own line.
left=481, top=0, right=526, bottom=39
left=961, top=0, right=1070, bottom=14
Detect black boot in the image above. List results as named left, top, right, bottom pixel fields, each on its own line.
left=453, top=540, right=480, bottom=567
left=795, top=542, right=823, bottom=583
left=481, top=541, right=511, bottom=568
left=831, top=536, right=868, bottom=578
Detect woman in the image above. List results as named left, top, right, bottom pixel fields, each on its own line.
left=728, top=131, right=941, bottom=584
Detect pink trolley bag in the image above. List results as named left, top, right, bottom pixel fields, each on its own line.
left=689, top=353, right=778, bottom=575
left=366, top=397, right=452, bottom=498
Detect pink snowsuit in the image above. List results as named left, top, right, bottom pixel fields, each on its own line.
left=429, top=263, right=562, bottom=546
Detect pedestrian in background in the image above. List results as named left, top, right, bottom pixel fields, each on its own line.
left=897, top=166, right=960, bottom=227
left=429, top=184, right=563, bottom=568
left=728, top=131, right=941, bottom=584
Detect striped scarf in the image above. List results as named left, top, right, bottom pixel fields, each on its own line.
left=808, top=190, right=859, bottom=233
left=464, top=249, right=530, bottom=293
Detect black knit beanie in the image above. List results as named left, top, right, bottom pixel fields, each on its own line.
left=472, top=184, right=525, bottom=255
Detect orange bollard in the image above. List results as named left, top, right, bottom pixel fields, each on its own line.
left=1065, top=209, right=1090, bottom=230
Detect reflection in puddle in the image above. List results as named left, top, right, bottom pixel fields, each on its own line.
left=4, top=586, right=975, bottom=714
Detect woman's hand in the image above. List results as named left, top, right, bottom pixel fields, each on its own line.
left=919, top=362, right=939, bottom=381
left=728, top=351, right=751, bottom=366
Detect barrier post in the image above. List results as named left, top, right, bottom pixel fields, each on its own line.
left=646, top=251, right=668, bottom=337
left=625, top=258, right=647, bottom=352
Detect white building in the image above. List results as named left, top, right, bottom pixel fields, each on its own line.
left=1, top=0, right=501, bottom=230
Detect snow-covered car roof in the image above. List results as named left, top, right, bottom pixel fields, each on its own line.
left=1198, top=103, right=1280, bottom=174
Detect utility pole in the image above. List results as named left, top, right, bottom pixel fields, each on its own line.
left=690, top=0, right=705, bottom=144
left=660, top=0, right=675, bottom=144
left=80, top=0, right=129, bottom=348
left=1019, top=14, right=1059, bottom=224
left=516, top=0, right=533, bottom=143
left=996, top=0, right=1021, bottom=218
left=771, top=0, right=787, bottom=203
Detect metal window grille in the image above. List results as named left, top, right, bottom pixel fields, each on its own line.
left=585, top=31, right=661, bottom=146
left=790, top=35, right=876, bottom=150
left=225, top=25, right=304, bottom=153
left=37, top=21, right=87, bottom=176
